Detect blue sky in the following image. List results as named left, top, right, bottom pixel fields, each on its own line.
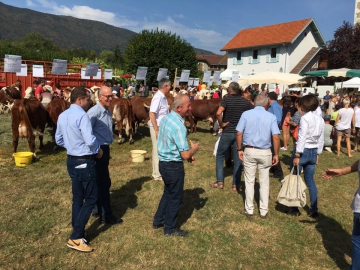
left=2, top=0, right=356, bottom=53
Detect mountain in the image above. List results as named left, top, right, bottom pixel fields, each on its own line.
left=0, top=2, right=214, bottom=54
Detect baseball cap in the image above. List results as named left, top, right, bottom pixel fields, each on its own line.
left=112, top=90, right=117, bottom=94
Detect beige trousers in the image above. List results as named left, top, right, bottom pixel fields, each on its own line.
left=243, top=148, right=272, bottom=216
left=150, top=126, right=161, bottom=180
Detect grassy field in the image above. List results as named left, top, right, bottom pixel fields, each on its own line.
left=0, top=112, right=359, bottom=269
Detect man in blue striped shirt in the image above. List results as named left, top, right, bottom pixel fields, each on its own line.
left=153, top=94, right=199, bottom=237
left=88, top=86, right=122, bottom=225
left=56, top=87, right=103, bottom=252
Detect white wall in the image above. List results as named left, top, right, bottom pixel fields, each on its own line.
left=288, top=25, right=318, bottom=72
left=227, top=46, right=288, bottom=76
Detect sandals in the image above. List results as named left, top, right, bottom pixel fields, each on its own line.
left=210, top=181, right=224, bottom=189
left=232, top=184, right=238, bottom=192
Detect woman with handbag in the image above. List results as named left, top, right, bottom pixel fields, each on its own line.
left=292, top=95, right=325, bottom=219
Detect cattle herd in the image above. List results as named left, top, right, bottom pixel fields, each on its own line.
left=0, top=86, right=221, bottom=159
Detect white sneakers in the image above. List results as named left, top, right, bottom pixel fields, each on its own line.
left=280, top=147, right=287, bottom=150
left=325, top=147, right=332, bottom=153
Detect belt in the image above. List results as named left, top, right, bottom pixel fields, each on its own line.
left=245, top=146, right=269, bottom=150
left=68, top=154, right=96, bottom=159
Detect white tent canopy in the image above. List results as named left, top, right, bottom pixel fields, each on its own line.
left=220, top=69, right=243, bottom=80
left=335, top=77, right=360, bottom=89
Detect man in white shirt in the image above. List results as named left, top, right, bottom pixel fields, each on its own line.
left=149, top=78, right=171, bottom=181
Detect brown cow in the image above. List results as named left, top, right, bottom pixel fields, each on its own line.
left=131, top=96, right=151, bottom=134
left=110, top=98, right=134, bottom=144
left=187, top=99, right=221, bottom=134
left=130, top=94, right=174, bottom=134
left=0, top=89, right=13, bottom=114
left=11, top=99, right=47, bottom=159
left=2, top=86, right=22, bottom=100
left=46, top=99, right=70, bottom=141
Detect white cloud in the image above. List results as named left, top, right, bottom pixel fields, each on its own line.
left=174, top=14, right=184, bottom=19
left=26, top=0, right=35, bottom=6
left=35, top=0, right=226, bottom=52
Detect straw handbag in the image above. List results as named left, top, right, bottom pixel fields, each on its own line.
left=277, top=166, right=307, bottom=207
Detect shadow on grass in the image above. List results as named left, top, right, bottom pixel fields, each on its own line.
left=87, top=176, right=151, bottom=241
left=300, top=213, right=352, bottom=269
left=178, top=187, right=208, bottom=227
left=275, top=202, right=352, bottom=269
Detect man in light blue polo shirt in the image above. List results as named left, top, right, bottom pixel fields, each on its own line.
left=236, top=94, right=280, bottom=218
left=153, top=94, right=199, bottom=237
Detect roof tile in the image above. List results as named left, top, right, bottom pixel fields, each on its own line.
left=221, top=18, right=312, bottom=51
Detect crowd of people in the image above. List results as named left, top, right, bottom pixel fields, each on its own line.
left=12, top=77, right=360, bottom=267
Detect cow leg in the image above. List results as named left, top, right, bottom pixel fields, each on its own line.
left=128, top=122, right=134, bottom=145
left=194, top=119, right=198, bottom=133
left=28, top=135, right=37, bottom=161
left=12, top=130, right=19, bottom=154
left=117, top=121, right=124, bottom=144
left=39, top=134, right=44, bottom=150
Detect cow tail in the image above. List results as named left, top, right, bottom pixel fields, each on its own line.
left=126, top=101, right=133, bottom=137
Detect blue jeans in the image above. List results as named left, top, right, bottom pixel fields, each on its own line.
left=351, top=212, right=360, bottom=270
left=153, top=161, right=184, bottom=234
left=93, top=145, right=113, bottom=221
left=294, top=148, right=318, bottom=213
left=67, top=156, right=98, bottom=240
left=216, top=132, right=242, bottom=185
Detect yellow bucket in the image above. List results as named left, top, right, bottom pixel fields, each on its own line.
left=13, top=152, right=33, bottom=167
left=130, top=150, right=147, bottom=163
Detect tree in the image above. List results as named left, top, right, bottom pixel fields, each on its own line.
left=124, top=29, right=199, bottom=86
left=327, top=21, right=360, bottom=69
left=113, top=45, right=123, bottom=69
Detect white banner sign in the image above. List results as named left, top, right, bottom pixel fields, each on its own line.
left=104, top=69, right=113, bottom=80
left=85, top=62, right=99, bottom=77
left=4, top=54, right=22, bottom=73
left=81, top=68, right=90, bottom=79
left=232, top=70, right=239, bottom=82
left=16, top=64, right=27, bottom=76
left=193, top=78, right=200, bottom=86
left=179, top=70, right=190, bottom=82
left=157, top=68, right=168, bottom=81
left=52, top=59, right=67, bottom=75
left=136, top=66, right=148, bottom=80
left=202, top=71, right=211, bottom=83
left=33, top=65, right=44, bottom=77
left=213, top=71, right=221, bottom=83
left=93, top=69, right=102, bottom=80
left=188, top=77, right=194, bottom=86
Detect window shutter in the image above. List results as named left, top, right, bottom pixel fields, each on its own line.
left=257, top=49, right=260, bottom=63
left=249, top=55, right=252, bottom=64
left=233, top=57, right=236, bottom=65
left=266, top=48, right=270, bottom=63
left=276, top=47, right=280, bottom=62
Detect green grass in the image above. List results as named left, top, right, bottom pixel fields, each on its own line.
left=0, top=112, right=358, bottom=269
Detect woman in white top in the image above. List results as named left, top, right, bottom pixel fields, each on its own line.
left=335, top=99, right=355, bottom=157
left=354, top=97, right=360, bottom=152
left=292, top=95, right=325, bottom=219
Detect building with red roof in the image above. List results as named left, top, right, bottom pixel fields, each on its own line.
left=221, top=18, right=326, bottom=77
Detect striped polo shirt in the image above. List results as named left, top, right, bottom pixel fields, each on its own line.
left=221, top=94, right=254, bottom=133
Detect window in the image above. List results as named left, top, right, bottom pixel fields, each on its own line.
left=271, top=48, right=277, bottom=59
left=267, top=47, right=279, bottom=63
left=253, top=49, right=258, bottom=60
left=233, top=51, right=243, bottom=65
left=237, top=51, right=242, bottom=61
